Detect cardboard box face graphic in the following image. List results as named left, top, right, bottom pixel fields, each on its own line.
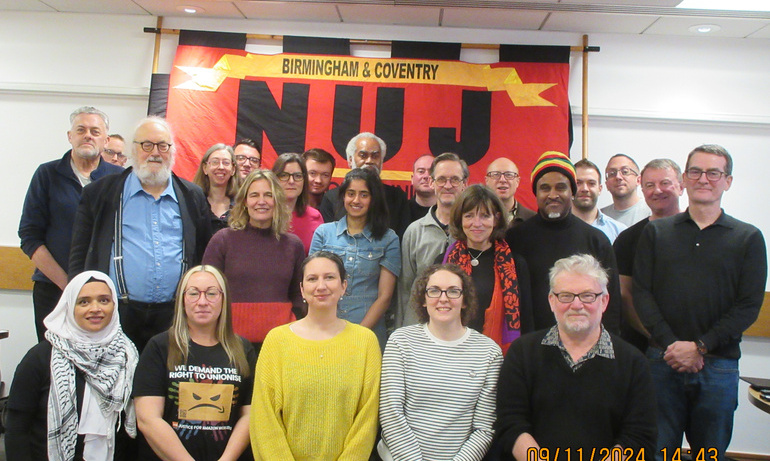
left=178, top=382, right=233, bottom=421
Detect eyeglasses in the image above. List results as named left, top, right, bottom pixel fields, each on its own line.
left=426, top=287, right=463, bottom=299
left=104, top=149, right=126, bottom=160
left=685, top=168, right=726, bottom=181
left=278, top=172, right=304, bottom=182
left=184, top=287, right=223, bottom=302
left=134, top=141, right=172, bottom=153
left=605, top=167, right=638, bottom=180
left=207, top=159, right=232, bottom=168
left=433, top=176, right=464, bottom=187
left=235, top=155, right=261, bottom=167
left=552, top=291, right=604, bottom=303
left=486, top=171, right=519, bottom=181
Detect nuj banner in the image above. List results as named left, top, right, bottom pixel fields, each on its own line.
left=150, top=31, right=572, bottom=209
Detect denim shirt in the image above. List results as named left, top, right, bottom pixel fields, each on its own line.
left=309, top=217, right=401, bottom=335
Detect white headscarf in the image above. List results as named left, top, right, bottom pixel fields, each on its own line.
left=44, top=271, right=138, bottom=461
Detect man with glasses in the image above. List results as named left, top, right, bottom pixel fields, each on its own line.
left=396, top=153, right=468, bottom=328
left=634, top=145, right=766, bottom=460
left=233, top=138, right=261, bottom=182
left=484, top=157, right=535, bottom=227
left=19, top=106, right=123, bottom=341
left=302, top=148, right=336, bottom=209
left=602, top=153, right=651, bottom=227
left=101, top=133, right=127, bottom=167
left=319, top=132, right=410, bottom=238
left=496, top=254, right=656, bottom=458
left=69, top=116, right=213, bottom=351
left=506, top=151, right=621, bottom=334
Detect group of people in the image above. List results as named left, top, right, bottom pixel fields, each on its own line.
left=8, top=105, right=766, bottom=460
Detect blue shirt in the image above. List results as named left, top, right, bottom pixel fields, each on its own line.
left=591, top=209, right=627, bottom=243
left=109, top=172, right=183, bottom=303
left=309, top=217, right=401, bottom=338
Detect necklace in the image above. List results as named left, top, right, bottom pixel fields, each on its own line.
left=468, top=248, right=487, bottom=267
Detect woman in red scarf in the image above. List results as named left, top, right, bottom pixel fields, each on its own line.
left=444, top=185, right=533, bottom=353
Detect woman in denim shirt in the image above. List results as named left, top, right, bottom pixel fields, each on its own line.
left=310, top=168, right=400, bottom=348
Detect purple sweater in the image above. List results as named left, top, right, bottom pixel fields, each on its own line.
left=202, top=225, right=304, bottom=314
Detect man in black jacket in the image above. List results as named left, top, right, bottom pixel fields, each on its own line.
left=69, top=116, right=212, bottom=351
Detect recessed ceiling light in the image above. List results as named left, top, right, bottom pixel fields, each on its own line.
left=688, top=24, right=721, bottom=33
left=177, top=6, right=204, bottom=14
left=677, top=0, right=770, bottom=12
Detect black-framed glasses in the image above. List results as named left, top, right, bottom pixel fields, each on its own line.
left=104, top=149, right=126, bottom=160
left=235, top=155, right=261, bottom=166
left=552, top=291, right=603, bottom=303
left=426, top=287, right=463, bottom=299
left=433, top=176, right=464, bottom=187
left=486, top=171, right=519, bottom=181
left=685, top=168, right=726, bottom=181
left=184, top=287, right=223, bottom=302
left=278, top=172, right=304, bottom=182
left=134, top=141, right=172, bottom=153
left=605, top=167, right=638, bottom=180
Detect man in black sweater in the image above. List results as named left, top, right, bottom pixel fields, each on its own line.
left=634, top=145, right=766, bottom=460
left=505, top=151, right=621, bottom=334
left=496, top=254, right=656, bottom=459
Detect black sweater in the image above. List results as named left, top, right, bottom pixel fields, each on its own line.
left=496, top=330, right=656, bottom=459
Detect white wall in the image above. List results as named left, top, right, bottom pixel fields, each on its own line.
left=0, top=10, right=768, bottom=454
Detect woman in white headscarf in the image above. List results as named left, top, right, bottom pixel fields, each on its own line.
left=4, top=271, right=139, bottom=461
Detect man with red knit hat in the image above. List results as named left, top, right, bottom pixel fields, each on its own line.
left=505, top=151, right=622, bottom=333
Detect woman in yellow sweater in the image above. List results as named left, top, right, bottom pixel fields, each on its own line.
left=250, top=251, right=381, bottom=460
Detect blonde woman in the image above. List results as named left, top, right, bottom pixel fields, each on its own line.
left=134, top=265, right=256, bottom=461
left=202, top=170, right=305, bottom=354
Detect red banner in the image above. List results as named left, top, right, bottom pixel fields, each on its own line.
left=165, top=45, right=570, bottom=209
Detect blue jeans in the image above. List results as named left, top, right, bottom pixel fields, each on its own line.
left=646, top=348, right=738, bottom=461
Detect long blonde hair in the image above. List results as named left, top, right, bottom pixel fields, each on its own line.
left=167, top=265, right=250, bottom=376
left=228, top=170, right=290, bottom=239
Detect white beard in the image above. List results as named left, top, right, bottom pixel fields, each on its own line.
left=135, top=156, right=174, bottom=188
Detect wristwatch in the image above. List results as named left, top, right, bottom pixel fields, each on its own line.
left=696, top=340, right=708, bottom=355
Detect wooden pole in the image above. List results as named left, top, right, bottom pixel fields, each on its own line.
left=142, top=28, right=596, bottom=53
left=151, top=17, right=164, bottom=74
left=581, top=34, right=589, bottom=159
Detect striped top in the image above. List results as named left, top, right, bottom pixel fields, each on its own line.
left=379, top=324, right=503, bottom=461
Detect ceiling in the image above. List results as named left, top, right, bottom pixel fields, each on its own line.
left=3, top=0, right=770, bottom=39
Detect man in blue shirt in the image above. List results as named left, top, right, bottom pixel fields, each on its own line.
left=69, top=116, right=212, bottom=351
left=19, top=106, right=122, bottom=341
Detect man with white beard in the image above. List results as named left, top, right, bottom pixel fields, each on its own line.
left=19, top=106, right=123, bottom=341
left=69, top=116, right=212, bottom=351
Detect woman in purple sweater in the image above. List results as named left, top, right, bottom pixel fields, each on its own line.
left=202, top=170, right=305, bottom=355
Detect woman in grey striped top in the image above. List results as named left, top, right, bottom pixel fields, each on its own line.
left=379, top=264, right=503, bottom=461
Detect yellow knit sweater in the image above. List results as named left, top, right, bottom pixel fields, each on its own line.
left=250, top=321, right=381, bottom=460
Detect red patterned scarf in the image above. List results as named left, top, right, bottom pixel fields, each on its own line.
left=445, top=239, right=521, bottom=353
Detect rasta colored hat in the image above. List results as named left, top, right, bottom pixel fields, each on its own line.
left=530, top=151, right=577, bottom=195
